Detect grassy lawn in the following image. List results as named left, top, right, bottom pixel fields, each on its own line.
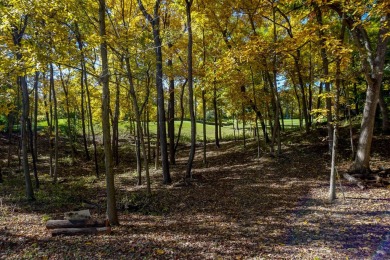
left=26, top=118, right=303, bottom=142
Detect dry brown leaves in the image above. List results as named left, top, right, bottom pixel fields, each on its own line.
left=1, top=133, right=389, bottom=259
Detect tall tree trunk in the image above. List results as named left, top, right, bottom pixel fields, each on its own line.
left=48, top=65, right=54, bottom=180
left=12, top=17, right=34, bottom=200
left=29, top=72, right=39, bottom=188
left=272, top=8, right=281, bottom=155
left=20, top=74, right=35, bottom=200
left=99, top=0, right=119, bottom=225
left=33, top=72, right=39, bottom=166
left=202, top=90, right=207, bottom=165
left=330, top=56, right=342, bottom=203
left=213, top=81, right=220, bottom=148
left=175, top=80, right=187, bottom=152
left=185, top=0, right=196, bottom=179
left=112, top=71, right=121, bottom=166
left=242, top=105, right=246, bottom=148
left=7, top=112, right=15, bottom=168
left=167, top=43, right=176, bottom=165
left=50, top=64, right=59, bottom=183
left=147, top=108, right=151, bottom=162
left=315, top=5, right=333, bottom=152
left=138, top=0, right=171, bottom=184
left=84, top=65, right=99, bottom=177
left=80, top=63, right=90, bottom=161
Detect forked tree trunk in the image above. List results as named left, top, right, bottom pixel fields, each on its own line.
left=12, top=16, right=34, bottom=199
left=138, top=0, right=171, bottom=184
left=327, top=5, right=390, bottom=174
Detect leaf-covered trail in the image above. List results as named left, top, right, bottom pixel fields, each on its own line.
left=1, top=138, right=389, bottom=259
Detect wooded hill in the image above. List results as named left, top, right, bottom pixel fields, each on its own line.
left=0, top=0, right=389, bottom=227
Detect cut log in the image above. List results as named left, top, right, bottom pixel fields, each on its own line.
left=64, top=209, right=91, bottom=220
left=51, top=227, right=111, bottom=236
left=343, top=173, right=366, bottom=189
left=46, top=219, right=107, bottom=229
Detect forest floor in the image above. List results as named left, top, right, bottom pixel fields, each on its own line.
left=0, top=127, right=390, bottom=259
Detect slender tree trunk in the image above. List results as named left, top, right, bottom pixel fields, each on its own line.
left=136, top=128, right=142, bottom=185
left=185, top=0, right=196, bottom=179
left=33, top=72, right=39, bottom=165
left=7, top=113, right=15, bottom=168
left=84, top=66, right=99, bottom=177
left=99, top=0, right=119, bottom=225
left=346, top=86, right=355, bottom=158
left=20, top=74, right=35, bottom=200
left=80, top=64, right=90, bottom=161
left=315, top=5, right=333, bottom=152
left=174, top=80, right=187, bottom=153
left=147, top=108, right=151, bottom=162
left=330, top=57, right=342, bottom=203
left=155, top=114, right=160, bottom=170
left=46, top=71, right=54, bottom=178
left=213, top=81, right=220, bottom=148
left=242, top=106, right=246, bottom=148
left=316, top=82, right=323, bottom=110
left=329, top=125, right=337, bottom=202
left=28, top=72, right=39, bottom=189
left=112, top=71, right=121, bottom=166
left=167, top=43, right=176, bottom=165
left=202, top=90, right=207, bottom=165
left=49, top=64, right=59, bottom=183
left=272, top=6, right=281, bottom=155
left=218, top=109, right=222, bottom=141
left=378, top=90, right=390, bottom=134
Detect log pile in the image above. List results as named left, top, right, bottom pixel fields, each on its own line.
left=344, top=167, right=390, bottom=189
left=46, top=210, right=111, bottom=236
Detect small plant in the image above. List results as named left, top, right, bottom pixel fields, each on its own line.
left=41, top=214, right=51, bottom=223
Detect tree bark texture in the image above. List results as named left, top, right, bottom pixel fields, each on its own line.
left=99, top=0, right=119, bottom=225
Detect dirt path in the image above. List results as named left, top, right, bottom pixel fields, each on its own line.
left=1, top=138, right=389, bottom=259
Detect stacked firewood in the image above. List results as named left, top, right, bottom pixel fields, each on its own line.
left=46, top=210, right=111, bottom=236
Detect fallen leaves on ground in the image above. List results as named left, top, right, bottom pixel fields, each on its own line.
left=0, top=132, right=389, bottom=259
